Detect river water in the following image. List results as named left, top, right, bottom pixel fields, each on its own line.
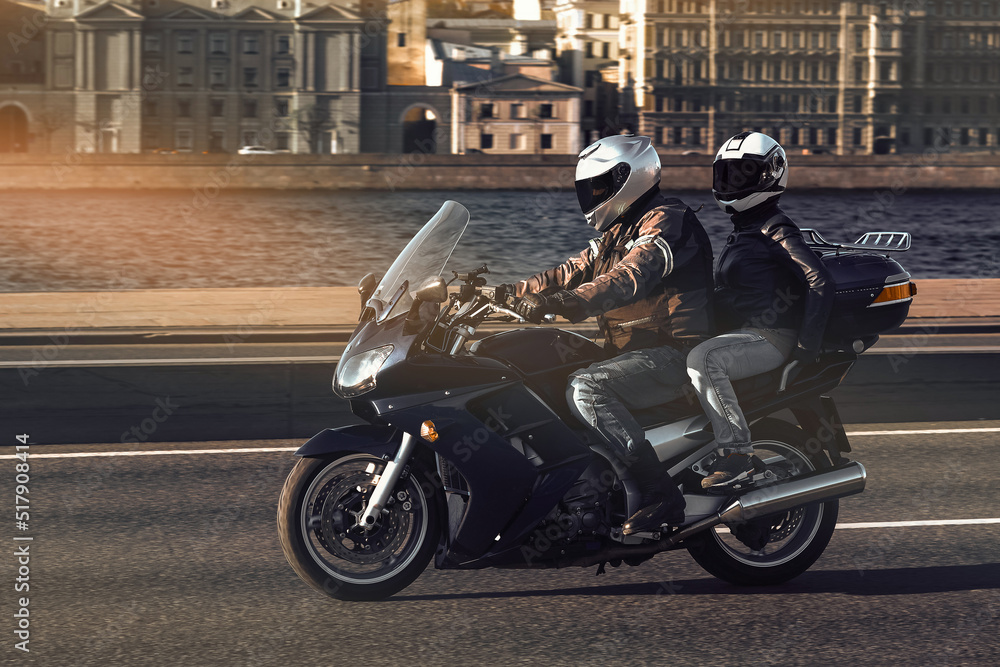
left=1, top=189, right=998, bottom=292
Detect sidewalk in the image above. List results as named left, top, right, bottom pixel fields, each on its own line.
left=1, top=279, right=998, bottom=343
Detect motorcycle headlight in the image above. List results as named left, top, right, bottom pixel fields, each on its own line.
left=333, top=345, right=393, bottom=398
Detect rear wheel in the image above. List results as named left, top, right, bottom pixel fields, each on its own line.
left=685, top=419, right=840, bottom=586
left=277, top=453, right=441, bottom=601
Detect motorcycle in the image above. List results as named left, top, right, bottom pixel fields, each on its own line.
left=278, top=201, right=915, bottom=601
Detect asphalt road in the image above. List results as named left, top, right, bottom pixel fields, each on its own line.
left=2, top=422, right=999, bottom=666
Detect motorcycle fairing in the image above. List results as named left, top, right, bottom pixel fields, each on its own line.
left=294, top=424, right=402, bottom=459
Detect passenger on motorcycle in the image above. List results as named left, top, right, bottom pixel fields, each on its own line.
left=688, top=131, right=835, bottom=490
left=505, top=135, right=716, bottom=535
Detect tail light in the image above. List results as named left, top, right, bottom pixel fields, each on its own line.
left=869, top=281, right=916, bottom=307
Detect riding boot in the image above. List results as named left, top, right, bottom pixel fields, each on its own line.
left=621, top=440, right=686, bottom=536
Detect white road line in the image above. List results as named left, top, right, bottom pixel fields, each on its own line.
left=846, top=427, right=1000, bottom=436
left=836, top=518, right=1000, bottom=529
left=4, top=426, right=999, bottom=460
left=17, top=447, right=299, bottom=459
left=0, top=356, right=340, bottom=368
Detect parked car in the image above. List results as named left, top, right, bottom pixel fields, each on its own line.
left=237, top=145, right=275, bottom=155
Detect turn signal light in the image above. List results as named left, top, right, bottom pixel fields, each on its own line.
left=870, top=282, right=916, bottom=307
left=420, top=420, right=440, bottom=442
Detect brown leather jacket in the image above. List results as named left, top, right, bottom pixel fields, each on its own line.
left=516, top=192, right=715, bottom=355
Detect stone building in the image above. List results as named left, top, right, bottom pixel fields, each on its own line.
left=1, top=0, right=385, bottom=154
left=451, top=72, right=582, bottom=153
left=552, top=0, right=621, bottom=143
left=620, top=0, right=1000, bottom=155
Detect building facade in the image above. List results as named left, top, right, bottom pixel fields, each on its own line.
left=620, top=0, right=1000, bottom=154
left=553, top=0, right=622, bottom=142
left=451, top=72, right=582, bottom=153
left=1, top=0, right=385, bottom=154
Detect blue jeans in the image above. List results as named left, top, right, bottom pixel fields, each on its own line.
left=567, top=345, right=691, bottom=456
left=686, top=329, right=796, bottom=454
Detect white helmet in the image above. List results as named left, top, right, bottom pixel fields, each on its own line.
left=712, top=131, right=788, bottom=214
left=575, top=135, right=661, bottom=232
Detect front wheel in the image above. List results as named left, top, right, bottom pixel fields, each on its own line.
left=277, top=452, right=441, bottom=601
left=685, top=419, right=840, bottom=586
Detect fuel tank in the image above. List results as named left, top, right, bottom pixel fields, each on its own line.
left=470, top=328, right=605, bottom=416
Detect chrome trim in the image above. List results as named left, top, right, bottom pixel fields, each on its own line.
left=359, top=432, right=417, bottom=528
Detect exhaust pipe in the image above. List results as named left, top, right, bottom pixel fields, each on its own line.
left=568, top=461, right=866, bottom=568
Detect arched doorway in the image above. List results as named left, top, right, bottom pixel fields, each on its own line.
left=402, top=106, right=436, bottom=154
left=0, top=105, right=29, bottom=153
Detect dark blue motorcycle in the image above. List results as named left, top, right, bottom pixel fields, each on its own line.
left=278, top=201, right=914, bottom=601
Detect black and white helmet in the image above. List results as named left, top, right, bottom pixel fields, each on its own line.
left=712, top=131, right=788, bottom=214
left=575, top=135, right=661, bottom=232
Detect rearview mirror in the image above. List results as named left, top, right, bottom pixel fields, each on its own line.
left=358, top=273, right=378, bottom=307
left=414, top=277, right=448, bottom=304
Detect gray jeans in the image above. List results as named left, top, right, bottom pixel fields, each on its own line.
left=686, top=329, right=796, bottom=454
left=567, top=345, right=691, bottom=456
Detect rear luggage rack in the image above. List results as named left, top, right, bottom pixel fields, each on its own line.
left=802, top=229, right=911, bottom=255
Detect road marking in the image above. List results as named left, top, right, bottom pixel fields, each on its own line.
left=5, top=427, right=999, bottom=459
left=0, top=356, right=340, bottom=368
left=836, top=518, right=1000, bottom=529
left=846, top=427, right=1000, bottom=436
left=17, top=447, right=299, bottom=459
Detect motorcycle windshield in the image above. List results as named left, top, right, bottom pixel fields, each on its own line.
left=368, top=201, right=471, bottom=323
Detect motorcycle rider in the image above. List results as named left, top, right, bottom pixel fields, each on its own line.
left=687, top=131, right=834, bottom=490
left=505, top=135, right=715, bottom=536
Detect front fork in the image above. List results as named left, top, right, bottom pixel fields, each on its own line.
left=358, top=432, right=417, bottom=528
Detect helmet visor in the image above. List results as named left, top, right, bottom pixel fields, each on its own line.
left=575, top=163, right=631, bottom=214
left=712, top=158, right=770, bottom=196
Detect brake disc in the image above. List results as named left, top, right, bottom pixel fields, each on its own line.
left=316, top=471, right=413, bottom=565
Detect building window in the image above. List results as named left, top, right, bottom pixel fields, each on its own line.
left=144, top=34, right=161, bottom=53
left=243, top=99, right=258, bottom=118
left=241, top=131, right=258, bottom=146
left=176, top=129, right=194, bottom=152
left=755, top=31, right=764, bottom=48
left=773, top=31, right=783, bottom=48
left=602, top=42, right=610, bottom=58
left=144, top=100, right=158, bottom=117
left=276, top=132, right=290, bottom=150
left=855, top=26, right=865, bottom=49
left=673, top=126, right=682, bottom=144
left=178, top=67, right=193, bottom=87
left=827, top=127, right=837, bottom=145
left=811, top=32, right=821, bottom=49
left=397, top=32, right=406, bottom=48
left=900, top=128, right=910, bottom=146
left=276, top=35, right=291, bottom=55
left=979, top=128, right=989, bottom=145
left=539, top=103, right=554, bottom=118
left=540, top=134, right=553, bottom=150
left=692, top=127, right=701, bottom=145
left=177, top=99, right=192, bottom=118
left=480, top=133, right=494, bottom=149
left=210, top=99, right=225, bottom=117
left=275, top=99, right=289, bottom=117
left=509, top=133, right=524, bottom=150
left=276, top=67, right=291, bottom=88
left=511, top=103, right=526, bottom=118
left=585, top=41, right=594, bottom=57
left=243, top=34, right=260, bottom=54
left=853, top=95, right=863, bottom=113
left=480, top=103, right=494, bottom=118
left=584, top=100, right=594, bottom=117
left=210, top=33, right=228, bottom=55
left=243, top=67, right=258, bottom=87
left=853, top=127, right=863, bottom=145
left=210, top=67, right=226, bottom=87
left=177, top=34, right=194, bottom=54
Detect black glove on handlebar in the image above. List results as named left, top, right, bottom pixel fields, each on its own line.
left=495, top=283, right=517, bottom=306
left=511, top=293, right=550, bottom=324
left=511, top=290, right=581, bottom=324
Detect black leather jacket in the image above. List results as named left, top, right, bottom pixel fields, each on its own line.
left=517, top=191, right=715, bottom=354
left=714, top=202, right=834, bottom=354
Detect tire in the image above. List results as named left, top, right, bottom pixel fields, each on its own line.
left=685, top=418, right=840, bottom=586
left=277, top=452, right=441, bottom=601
